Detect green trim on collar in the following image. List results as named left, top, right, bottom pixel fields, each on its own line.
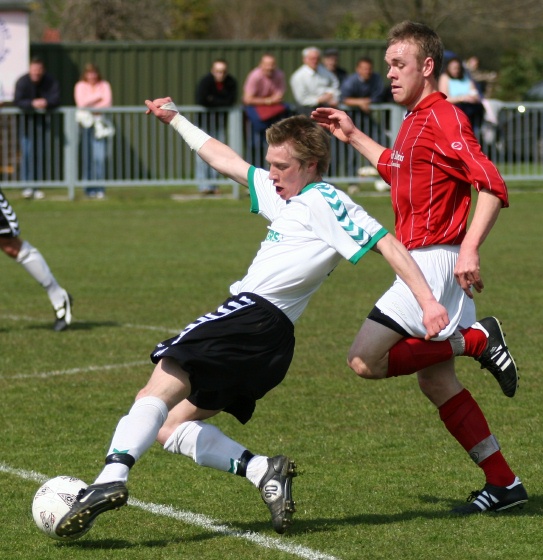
left=300, top=182, right=319, bottom=194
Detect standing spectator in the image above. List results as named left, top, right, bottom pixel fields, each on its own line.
left=464, top=56, right=498, bottom=98
left=289, top=47, right=340, bottom=116
left=438, top=57, right=485, bottom=133
left=14, top=57, right=61, bottom=200
left=195, top=59, right=237, bottom=194
left=242, top=54, right=289, bottom=160
left=322, top=48, right=348, bottom=86
left=0, top=187, right=72, bottom=331
left=74, top=63, right=113, bottom=199
left=313, top=20, right=526, bottom=515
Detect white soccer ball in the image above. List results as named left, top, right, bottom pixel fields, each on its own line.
left=32, top=475, right=90, bottom=540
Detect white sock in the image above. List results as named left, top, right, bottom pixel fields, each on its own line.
left=94, top=396, right=168, bottom=484
left=16, top=240, right=65, bottom=308
left=448, top=329, right=466, bottom=356
left=163, top=421, right=247, bottom=473
left=246, top=455, right=270, bottom=487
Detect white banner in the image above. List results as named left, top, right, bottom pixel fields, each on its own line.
left=0, top=11, right=29, bottom=103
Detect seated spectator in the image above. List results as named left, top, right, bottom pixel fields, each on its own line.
left=341, top=56, right=387, bottom=170
left=438, top=57, right=484, bottom=132
left=340, top=57, right=386, bottom=114
left=321, top=48, right=348, bottom=86
left=289, top=47, right=340, bottom=116
left=242, top=54, right=289, bottom=156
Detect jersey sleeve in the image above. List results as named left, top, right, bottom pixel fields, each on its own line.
left=377, top=148, right=393, bottom=184
left=303, top=184, right=388, bottom=264
left=439, top=104, right=509, bottom=207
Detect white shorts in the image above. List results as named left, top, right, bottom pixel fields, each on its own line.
left=375, top=245, right=476, bottom=340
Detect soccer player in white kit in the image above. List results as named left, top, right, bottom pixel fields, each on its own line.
left=56, top=99, right=450, bottom=539
left=312, top=20, right=527, bottom=515
left=0, top=188, right=72, bottom=331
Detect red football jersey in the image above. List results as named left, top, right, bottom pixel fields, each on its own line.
left=377, top=92, right=508, bottom=250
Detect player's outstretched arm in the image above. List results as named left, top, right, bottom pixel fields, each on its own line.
left=145, top=97, right=250, bottom=187
left=376, top=233, right=450, bottom=339
left=311, top=107, right=386, bottom=168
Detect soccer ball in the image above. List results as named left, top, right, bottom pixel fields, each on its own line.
left=32, top=475, right=90, bottom=540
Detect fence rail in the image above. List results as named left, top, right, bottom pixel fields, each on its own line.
left=1, top=102, right=542, bottom=199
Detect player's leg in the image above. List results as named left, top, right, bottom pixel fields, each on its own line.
left=347, top=316, right=404, bottom=378
left=56, top=357, right=191, bottom=538
left=160, top=396, right=296, bottom=534
left=0, top=190, right=72, bottom=330
left=417, top=361, right=527, bottom=514
left=13, top=239, right=72, bottom=330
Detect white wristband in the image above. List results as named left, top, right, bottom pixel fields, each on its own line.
left=166, top=111, right=211, bottom=153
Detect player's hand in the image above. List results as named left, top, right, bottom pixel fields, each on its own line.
left=145, top=97, right=178, bottom=125
left=311, top=107, right=356, bottom=144
left=454, top=247, right=483, bottom=298
left=422, top=300, right=450, bottom=340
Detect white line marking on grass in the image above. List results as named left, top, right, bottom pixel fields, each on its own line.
left=1, top=313, right=180, bottom=335
left=1, top=463, right=341, bottom=560
left=124, top=323, right=180, bottom=335
left=0, top=361, right=149, bottom=380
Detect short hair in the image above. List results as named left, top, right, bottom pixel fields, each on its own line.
left=387, top=20, right=443, bottom=80
left=30, top=56, right=45, bottom=66
left=266, top=115, right=331, bottom=176
left=302, top=46, right=321, bottom=58
left=356, top=56, right=374, bottom=66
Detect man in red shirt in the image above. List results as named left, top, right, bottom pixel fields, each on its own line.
left=313, top=20, right=527, bottom=514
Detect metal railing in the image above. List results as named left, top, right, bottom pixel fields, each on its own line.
left=1, top=102, right=542, bottom=199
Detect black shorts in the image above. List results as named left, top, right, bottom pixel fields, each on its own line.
left=367, top=305, right=410, bottom=337
left=0, top=189, right=20, bottom=237
left=151, top=292, right=295, bottom=424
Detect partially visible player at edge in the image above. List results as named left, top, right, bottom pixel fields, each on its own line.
left=312, top=20, right=527, bottom=514
left=0, top=187, right=72, bottom=331
left=55, top=100, right=451, bottom=538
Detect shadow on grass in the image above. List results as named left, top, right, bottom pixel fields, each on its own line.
left=53, top=495, right=543, bottom=550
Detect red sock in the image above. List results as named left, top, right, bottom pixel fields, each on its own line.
left=460, top=326, right=487, bottom=358
left=439, top=389, right=515, bottom=486
left=387, top=337, right=453, bottom=377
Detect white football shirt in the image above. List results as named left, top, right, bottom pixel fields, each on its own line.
left=230, top=167, right=388, bottom=322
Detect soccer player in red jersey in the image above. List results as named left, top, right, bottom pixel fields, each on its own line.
left=312, top=20, right=527, bottom=514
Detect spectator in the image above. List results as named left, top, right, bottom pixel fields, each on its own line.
left=321, top=48, right=348, bottom=86
left=340, top=57, right=388, bottom=182
left=0, top=187, right=72, bottom=331
left=438, top=57, right=484, bottom=133
left=13, top=57, right=61, bottom=200
left=195, top=59, right=237, bottom=194
left=464, top=56, right=498, bottom=98
left=289, top=47, right=340, bottom=116
left=341, top=57, right=386, bottom=114
left=242, top=54, right=289, bottom=160
left=74, top=63, right=113, bottom=199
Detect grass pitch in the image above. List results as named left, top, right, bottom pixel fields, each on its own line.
left=0, top=187, right=541, bottom=560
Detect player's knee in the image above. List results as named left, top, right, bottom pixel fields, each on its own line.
left=347, top=355, right=379, bottom=379
left=0, top=238, right=21, bottom=259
